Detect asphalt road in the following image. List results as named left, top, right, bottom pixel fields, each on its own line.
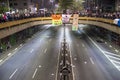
left=0, top=25, right=62, bottom=80
left=0, top=24, right=120, bottom=80
left=66, top=24, right=120, bottom=80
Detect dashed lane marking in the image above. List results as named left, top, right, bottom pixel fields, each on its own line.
left=90, top=58, right=94, bottom=64
left=39, top=65, right=42, bottom=68
left=32, top=68, right=38, bottom=79
left=74, top=58, right=77, bottom=61
left=44, top=48, right=47, bottom=53
left=51, top=73, right=55, bottom=76
left=84, top=61, right=87, bottom=64
left=9, top=69, right=18, bottom=79
left=82, top=43, right=85, bottom=47
left=109, top=45, right=112, bottom=48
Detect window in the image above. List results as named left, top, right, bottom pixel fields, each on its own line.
left=10, top=3, right=13, bottom=7
left=14, top=3, right=18, bottom=6
left=24, top=3, right=27, bottom=6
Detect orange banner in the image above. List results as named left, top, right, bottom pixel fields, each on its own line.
left=52, top=15, right=62, bottom=25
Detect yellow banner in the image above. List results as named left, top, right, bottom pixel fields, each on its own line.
left=72, top=14, right=79, bottom=31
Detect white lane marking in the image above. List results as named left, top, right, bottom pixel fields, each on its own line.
left=20, top=44, right=23, bottom=47
left=86, top=34, right=120, bottom=71
left=115, top=49, right=119, bottom=53
left=104, top=51, right=120, bottom=58
left=9, top=69, right=18, bottom=79
left=71, top=64, right=75, bottom=68
left=31, top=49, right=34, bottom=53
left=90, top=58, right=94, bottom=64
left=108, top=55, right=120, bottom=61
left=0, top=59, right=3, bottom=63
left=109, top=45, right=112, bottom=48
left=84, top=61, right=87, bottom=64
left=82, top=43, right=85, bottom=47
left=65, top=54, right=68, bottom=56
left=55, top=45, right=61, bottom=80
left=44, top=48, right=47, bottom=53
left=69, top=44, right=75, bottom=80
left=105, top=42, right=107, bottom=44
left=51, top=73, right=55, bottom=76
left=14, top=48, right=17, bottom=51
left=39, top=65, right=42, bottom=68
left=66, top=60, right=70, bottom=65
left=32, top=68, right=38, bottom=79
left=60, top=60, right=63, bottom=65
left=111, top=60, right=120, bottom=65
left=8, top=53, right=12, bottom=56
left=74, top=58, right=77, bottom=61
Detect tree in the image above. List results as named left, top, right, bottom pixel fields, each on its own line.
left=72, top=0, right=84, bottom=11
left=59, top=0, right=74, bottom=12
left=58, top=0, right=84, bottom=13
left=0, top=6, right=9, bottom=13
left=0, top=0, right=9, bottom=13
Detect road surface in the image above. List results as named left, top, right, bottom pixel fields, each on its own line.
left=0, top=24, right=120, bottom=80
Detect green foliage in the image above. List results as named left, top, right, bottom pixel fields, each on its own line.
left=58, top=0, right=84, bottom=12
left=72, top=0, right=84, bottom=11
left=10, top=35, right=16, bottom=46
left=59, top=0, right=74, bottom=10
left=0, top=6, right=9, bottom=13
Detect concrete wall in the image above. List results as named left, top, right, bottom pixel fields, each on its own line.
left=0, top=20, right=119, bottom=39
left=78, top=20, right=120, bottom=34
left=0, top=20, right=51, bottom=39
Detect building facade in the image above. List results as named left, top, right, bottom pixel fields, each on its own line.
left=0, top=0, right=10, bottom=13
left=9, top=0, right=35, bottom=13
left=115, top=0, right=120, bottom=11
left=83, top=0, right=115, bottom=12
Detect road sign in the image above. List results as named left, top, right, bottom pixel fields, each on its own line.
left=72, top=14, right=79, bottom=31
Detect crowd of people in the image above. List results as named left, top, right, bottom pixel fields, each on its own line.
left=0, top=11, right=120, bottom=23
left=0, top=12, right=52, bottom=23
left=79, top=12, right=120, bottom=19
